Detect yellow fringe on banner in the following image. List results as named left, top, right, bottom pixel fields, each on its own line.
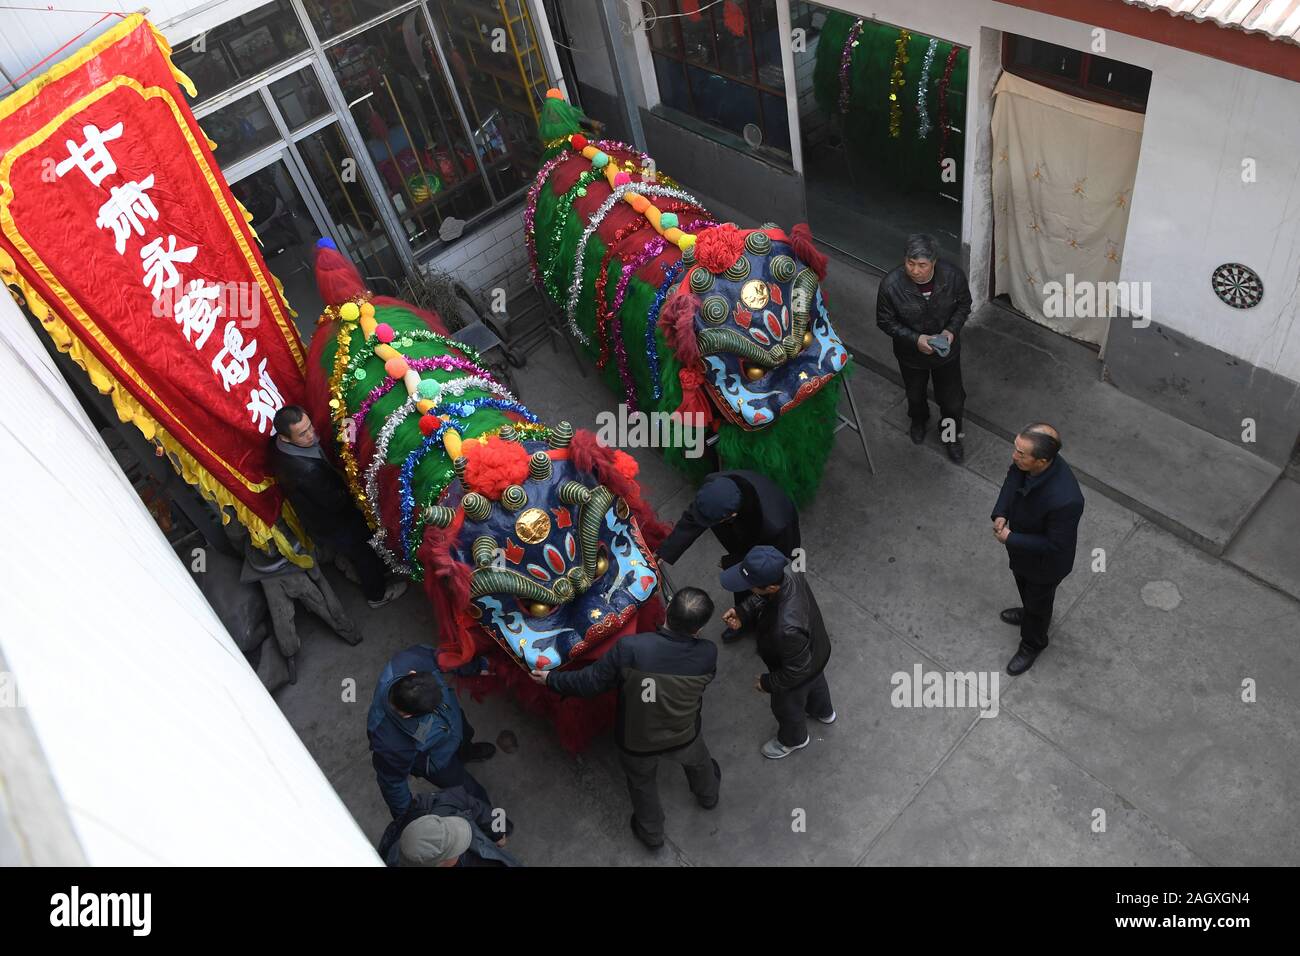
left=1, top=247, right=312, bottom=569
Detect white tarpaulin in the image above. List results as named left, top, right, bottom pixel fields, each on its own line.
left=0, top=295, right=380, bottom=866
left=991, top=71, right=1145, bottom=349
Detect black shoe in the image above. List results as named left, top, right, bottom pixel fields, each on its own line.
left=909, top=421, right=927, bottom=444
left=464, top=742, right=496, bottom=762
left=630, top=814, right=664, bottom=849
left=1000, top=607, right=1024, bottom=626
left=1006, top=648, right=1039, bottom=676
left=697, top=759, right=721, bottom=810
left=720, top=626, right=748, bottom=644
left=946, top=439, right=964, bottom=463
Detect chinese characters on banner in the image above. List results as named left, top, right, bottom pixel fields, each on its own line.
left=0, top=15, right=310, bottom=562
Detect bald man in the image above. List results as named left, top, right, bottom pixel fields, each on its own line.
left=990, top=423, right=1085, bottom=675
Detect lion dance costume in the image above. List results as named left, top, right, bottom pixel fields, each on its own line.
left=528, top=93, right=850, bottom=503
left=306, top=239, right=668, bottom=750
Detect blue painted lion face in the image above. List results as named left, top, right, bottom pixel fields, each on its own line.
left=686, top=230, right=848, bottom=428
left=450, top=441, right=658, bottom=671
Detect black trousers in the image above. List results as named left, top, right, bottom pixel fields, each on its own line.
left=422, top=713, right=492, bottom=806
left=770, top=671, right=833, bottom=747
left=319, top=520, right=387, bottom=603
left=898, top=356, right=965, bottom=435
left=619, top=735, right=719, bottom=840
left=1013, top=573, right=1061, bottom=654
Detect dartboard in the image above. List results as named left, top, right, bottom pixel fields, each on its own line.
left=1211, top=263, right=1263, bottom=309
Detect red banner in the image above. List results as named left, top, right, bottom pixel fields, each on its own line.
left=0, top=15, right=309, bottom=562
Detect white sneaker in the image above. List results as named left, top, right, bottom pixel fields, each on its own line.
left=761, top=735, right=810, bottom=759
left=814, top=710, right=837, bottom=725
left=368, top=578, right=408, bottom=609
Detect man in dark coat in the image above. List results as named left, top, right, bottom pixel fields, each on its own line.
left=367, top=644, right=496, bottom=819
left=721, top=546, right=834, bottom=760
left=377, top=786, right=521, bottom=867
left=268, top=404, right=405, bottom=608
left=991, top=423, right=1086, bottom=675
left=875, top=233, right=973, bottom=462
left=657, top=469, right=800, bottom=641
left=530, top=588, right=720, bottom=850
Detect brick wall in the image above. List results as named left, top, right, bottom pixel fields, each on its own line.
left=421, top=204, right=529, bottom=296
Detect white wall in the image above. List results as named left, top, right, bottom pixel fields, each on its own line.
left=0, top=294, right=380, bottom=866
left=616, top=0, right=1300, bottom=381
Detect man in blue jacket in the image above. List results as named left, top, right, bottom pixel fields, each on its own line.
left=367, top=644, right=496, bottom=819
left=377, top=786, right=521, bottom=867
left=991, top=423, right=1085, bottom=675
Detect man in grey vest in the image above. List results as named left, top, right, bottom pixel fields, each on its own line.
left=531, top=588, right=721, bottom=850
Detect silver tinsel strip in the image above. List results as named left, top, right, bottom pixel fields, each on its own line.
left=917, top=38, right=939, bottom=139
left=366, top=396, right=418, bottom=575
left=363, top=374, right=520, bottom=575
left=565, top=182, right=706, bottom=345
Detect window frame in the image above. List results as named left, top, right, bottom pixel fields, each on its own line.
left=647, top=0, right=792, bottom=159
left=1001, top=34, right=1150, bottom=113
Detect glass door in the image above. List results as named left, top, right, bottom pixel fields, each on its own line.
left=228, top=153, right=331, bottom=337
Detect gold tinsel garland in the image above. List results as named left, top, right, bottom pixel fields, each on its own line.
left=889, top=29, right=912, bottom=138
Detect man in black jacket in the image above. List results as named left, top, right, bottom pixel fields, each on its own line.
left=530, top=588, right=720, bottom=849
left=268, top=405, right=405, bottom=608
left=875, top=233, right=973, bottom=462
left=991, top=423, right=1085, bottom=675
left=377, top=786, right=521, bottom=867
left=721, top=546, right=834, bottom=760
left=657, top=469, right=800, bottom=642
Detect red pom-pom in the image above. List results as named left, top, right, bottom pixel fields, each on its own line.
left=614, top=171, right=631, bottom=186
left=723, top=0, right=747, bottom=38
left=790, top=222, right=828, bottom=281
left=693, top=223, right=746, bottom=274
left=418, top=414, right=441, bottom=436
left=611, top=449, right=639, bottom=481
left=571, top=134, right=588, bottom=151
left=375, top=323, right=395, bottom=343
left=461, top=435, right=531, bottom=499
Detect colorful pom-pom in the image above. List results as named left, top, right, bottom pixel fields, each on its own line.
left=375, top=323, right=395, bottom=343
left=614, top=171, right=632, bottom=186
left=315, top=237, right=337, bottom=250
left=659, top=212, right=679, bottom=230
left=630, top=194, right=650, bottom=214
left=339, top=302, right=360, bottom=322
left=591, top=151, right=609, bottom=169
left=570, top=133, right=587, bottom=150
left=678, top=234, right=696, bottom=253
left=418, top=414, right=442, bottom=436
left=546, top=88, right=564, bottom=99
left=418, top=378, right=441, bottom=401
left=384, top=357, right=408, bottom=379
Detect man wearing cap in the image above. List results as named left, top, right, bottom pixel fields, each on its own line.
left=529, top=587, right=721, bottom=850
left=721, top=546, right=835, bottom=759
left=379, top=786, right=521, bottom=867
left=657, top=469, right=800, bottom=642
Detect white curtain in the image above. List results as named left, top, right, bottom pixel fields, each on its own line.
left=991, top=72, right=1144, bottom=350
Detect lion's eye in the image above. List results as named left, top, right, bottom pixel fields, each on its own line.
left=743, top=362, right=766, bottom=382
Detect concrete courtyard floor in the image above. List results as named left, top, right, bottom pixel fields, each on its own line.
left=273, top=341, right=1300, bottom=867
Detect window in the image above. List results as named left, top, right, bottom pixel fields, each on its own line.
left=1003, top=35, right=1151, bottom=111
left=300, top=1, right=410, bottom=41
left=268, top=68, right=331, bottom=130
left=174, top=0, right=309, bottom=106
left=648, top=0, right=791, bottom=159
left=326, top=10, right=492, bottom=251
left=198, top=95, right=281, bottom=166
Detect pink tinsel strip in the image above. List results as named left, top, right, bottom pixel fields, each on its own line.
left=350, top=355, right=492, bottom=432
left=525, top=153, right=571, bottom=290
